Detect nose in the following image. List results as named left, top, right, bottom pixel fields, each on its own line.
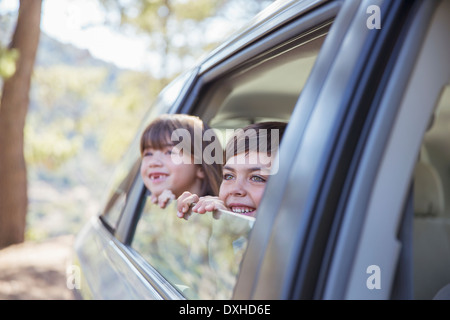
left=229, top=179, right=247, bottom=197
left=148, top=159, right=162, bottom=167
left=146, top=151, right=164, bottom=167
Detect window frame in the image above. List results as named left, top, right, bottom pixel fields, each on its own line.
left=113, top=1, right=343, bottom=299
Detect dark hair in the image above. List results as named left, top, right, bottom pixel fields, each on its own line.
left=140, top=114, right=222, bottom=196
left=225, top=121, right=287, bottom=162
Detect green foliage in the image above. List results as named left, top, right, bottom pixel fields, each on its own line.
left=173, top=0, right=223, bottom=21
left=25, top=65, right=108, bottom=169
left=32, top=65, right=108, bottom=109
left=25, top=117, right=83, bottom=170
left=0, top=46, right=18, bottom=79
left=118, top=0, right=225, bottom=32
left=27, top=64, right=158, bottom=168
left=80, top=70, right=158, bottom=164
left=0, top=12, right=18, bottom=79
left=97, top=0, right=272, bottom=78
left=20, top=0, right=275, bottom=239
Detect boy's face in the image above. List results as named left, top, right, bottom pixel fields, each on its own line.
left=140, top=145, right=204, bottom=198
left=219, top=151, right=273, bottom=217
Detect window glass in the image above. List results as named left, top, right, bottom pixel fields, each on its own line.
left=100, top=158, right=140, bottom=230
left=131, top=24, right=330, bottom=299
left=413, top=84, right=450, bottom=299
left=203, top=26, right=329, bottom=129
left=100, top=71, right=194, bottom=230
left=133, top=199, right=254, bottom=299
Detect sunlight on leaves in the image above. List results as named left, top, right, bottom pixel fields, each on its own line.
left=0, top=47, right=18, bottom=79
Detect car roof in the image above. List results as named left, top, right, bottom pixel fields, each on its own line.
left=199, top=0, right=329, bottom=73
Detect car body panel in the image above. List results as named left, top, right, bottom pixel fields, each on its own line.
left=75, top=217, right=162, bottom=299
left=343, top=0, right=450, bottom=299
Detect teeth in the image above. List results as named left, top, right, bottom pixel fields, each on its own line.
left=150, top=174, right=166, bottom=180
left=232, top=207, right=253, bottom=214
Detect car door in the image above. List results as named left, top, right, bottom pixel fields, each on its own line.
left=116, top=0, right=343, bottom=300
left=234, top=0, right=450, bottom=300
left=337, top=0, right=450, bottom=300
left=75, top=0, right=450, bottom=301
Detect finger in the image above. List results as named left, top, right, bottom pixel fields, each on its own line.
left=159, top=194, right=173, bottom=208
left=176, top=197, right=190, bottom=213
left=193, top=201, right=209, bottom=214
left=177, top=191, right=192, bottom=203
left=184, top=195, right=199, bottom=210
left=162, top=190, right=176, bottom=201
left=177, top=208, right=192, bottom=220
left=177, top=202, right=193, bottom=218
left=159, top=197, right=168, bottom=208
left=204, top=203, right=216, bottom=212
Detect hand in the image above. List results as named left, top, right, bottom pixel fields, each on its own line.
left=151, top=189, right=176, bottom=209
left=176, top=191, right=199, bottom=220
left=190, top=196, right=227, bottom=215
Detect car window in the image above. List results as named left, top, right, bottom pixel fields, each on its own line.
left=130, top=19, right=332, bottom=299
left=99, top=157, right=140, bottom=231
left=99, top=71, right=195, bottom=232
left=133, top=201, right=254, bottom=299
left=201, top=25, right=330, bottom=130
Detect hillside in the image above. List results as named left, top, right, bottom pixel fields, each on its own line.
left=36, top=32, right=117, bottom=69
left=36, top=32, right=124, bottom=89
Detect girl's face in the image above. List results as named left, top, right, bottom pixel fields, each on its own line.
left=219, top=151, right=273, bottom=217
left=140, top=144, right=204, bottom=198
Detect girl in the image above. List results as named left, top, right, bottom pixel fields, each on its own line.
left=176, top=121, right=287, bottom=218
left=140, top=113, right=222, bottom=208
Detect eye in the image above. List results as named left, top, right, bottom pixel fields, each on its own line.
left=143, top=150, right=153, bottom=157
left=162, top=145, right=176, bottom=156
left=223, top=173, right=234, bottom=181
left=250, top=175, right=266, bottom=183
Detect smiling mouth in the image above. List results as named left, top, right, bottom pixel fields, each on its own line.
left=230, top=206, right=255, bottom=216
left=149, top=173, right=168, bottom=181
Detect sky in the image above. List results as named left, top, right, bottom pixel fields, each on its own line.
left=0, top=0, right=151, bottom=71
left=0, top=0, right=261, bottom=73
left=41, top=0, right=151, bottom=71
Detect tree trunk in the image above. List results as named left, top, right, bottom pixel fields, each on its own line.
left=0, top=0, right=42, bottom=249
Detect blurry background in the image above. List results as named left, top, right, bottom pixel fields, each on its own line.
left=0, top=0, right=274, bottom=299
left=0, top=0, right=274, bottom=243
